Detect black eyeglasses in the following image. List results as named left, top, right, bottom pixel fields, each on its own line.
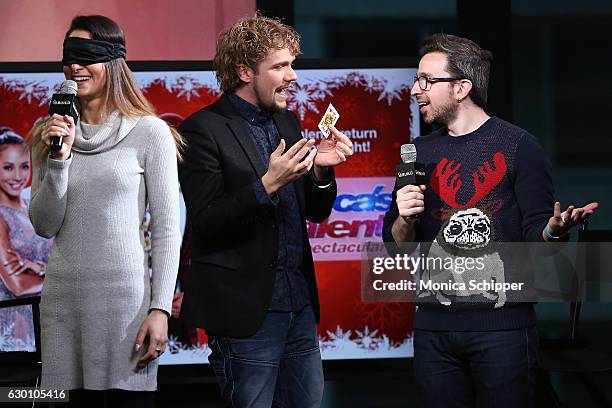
left=414, top=75, right=466, bottom=91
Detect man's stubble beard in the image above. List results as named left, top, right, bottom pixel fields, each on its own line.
left=427, top=98, right=459, bottom=127
left=253, top=81, right=287, bottom=114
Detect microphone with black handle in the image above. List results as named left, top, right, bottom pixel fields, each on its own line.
left=48, top=80, right=80, bottom=152
left=395, top=143, right=426, bottom=220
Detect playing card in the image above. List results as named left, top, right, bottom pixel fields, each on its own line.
left=318, top=103, right=339, bottom=138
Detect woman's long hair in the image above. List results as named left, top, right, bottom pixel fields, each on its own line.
left=30, top=15, right=183, bottom=163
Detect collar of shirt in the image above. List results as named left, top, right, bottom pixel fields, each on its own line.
left=228, top=93, right=274, bottom=127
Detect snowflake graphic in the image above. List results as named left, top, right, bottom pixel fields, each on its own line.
left=311, top=72, right=407, bottom=106
left=147, top=78, right=174, bottom=93
left=0, top=321, right=34, bottom=352
left=0, top=321, right=15, bottom=340
left=167, top=335, right=184, bottom=354
left=345, top=72, right=366, bottom=87
left=316, top=76, right=347, bottom=91
left=10, top=80, right=50, bottom=106
left=318, top=324, right=412, bottom=357
left=3, top=79, right=17, bottom=91
left=287, top=83, right=321, bottom=120
left=355, top=326, right=381, bottom=350
left=326, top=325, right=352, bottom=342
left=356, top=73, right=407, bottom=104
left=320, top=326, right=359, bottom=352
left=173, top=76, right=202, bottom=101
left=284, top=71, right=412, bottom=121
left=190, top=344, right=211, bottom=357
left=362, top=75, right=384, bottom=94
left=376, top=81, right=408, bottom=105
left=377, top=334, right=394, bottom=351
left=356, top=302, right=407, bottom=335
left=309, top=80, right=333, bottom=100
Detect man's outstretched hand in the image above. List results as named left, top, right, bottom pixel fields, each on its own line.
left=546, top=201, right=599, bottom=237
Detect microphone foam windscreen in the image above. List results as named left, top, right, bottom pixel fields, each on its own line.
left=400, top=143, right=417, bottom=163
left=59, top=80, right=78, bottom=95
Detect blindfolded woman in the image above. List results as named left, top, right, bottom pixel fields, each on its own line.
left=29, top=15, right=182, bottom=407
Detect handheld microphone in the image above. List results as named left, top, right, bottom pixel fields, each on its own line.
left=395, top=144, right=426, bottom=189
left=48, top=80, right=80, bottom=152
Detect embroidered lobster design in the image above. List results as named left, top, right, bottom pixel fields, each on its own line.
left=430, top=152, right=507, bottom=209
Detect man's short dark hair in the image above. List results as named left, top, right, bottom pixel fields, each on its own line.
left=420, top=33, right=493, bottom=109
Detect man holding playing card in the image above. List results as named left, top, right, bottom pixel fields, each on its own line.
left=177, top=15, right=353, bottom=407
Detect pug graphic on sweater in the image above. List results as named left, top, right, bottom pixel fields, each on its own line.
left=419, top=208, right=506, bottom=308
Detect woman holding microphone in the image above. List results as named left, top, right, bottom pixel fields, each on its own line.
left=29, top=15, right=181, bottom=407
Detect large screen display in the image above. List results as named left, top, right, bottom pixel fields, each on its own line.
left=0, top=62, right=418, bottom=361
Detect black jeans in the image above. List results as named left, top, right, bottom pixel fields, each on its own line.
left=414, top=327, right=538, bottom=408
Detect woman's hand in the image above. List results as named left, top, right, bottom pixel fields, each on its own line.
left=40, top=114, right=75, bottom=160
left=135, top=309, right=168, bottom=368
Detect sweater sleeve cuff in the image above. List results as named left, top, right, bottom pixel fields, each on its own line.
left=312, top=167, right=334, bottom=189
left=149, top=298, right=172, bottom=316
left=44, top=155, right=72, bottom=199
left=47, top=154, right=73, bottom=169
left=148, top=307, right=170, bottom=318
left=543, top=224, right=570, bottom=242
